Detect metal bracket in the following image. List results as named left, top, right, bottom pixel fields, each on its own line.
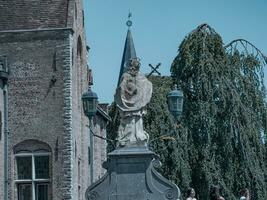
left=0, top=56, right=8, bottom=81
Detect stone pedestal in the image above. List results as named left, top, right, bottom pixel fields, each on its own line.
left=85, top=147, right=181, bottom=200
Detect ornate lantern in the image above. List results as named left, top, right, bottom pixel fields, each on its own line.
left=167, top=85, right=184, bottom=120
left=82, top=87, right=98, bottom=119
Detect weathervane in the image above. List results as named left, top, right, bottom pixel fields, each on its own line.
left=126, top=11, right=132, bottom=28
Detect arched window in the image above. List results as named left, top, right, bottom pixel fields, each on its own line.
left=77, top=36, right=83, bottom=63
left=77, top=36, right=83, bottom=110
left=75, top=3, right=77, bottom=20
left=14, top=140, right=52, bottom=200
left=82, top=10, right=85, bottom=27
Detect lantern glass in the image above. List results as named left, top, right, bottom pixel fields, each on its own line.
left=177, top=97, right=183, bottom=112
left=82, top=88, right=98, bottom=119
left=167, top=87, right=184, bottom=119
left=0, top=63, right=3, bottom=71
left=167, top=97, right=175, bottom=112
left=0, top=56, right=7, bottom=72
left=91, top=99, right=97, bottom=112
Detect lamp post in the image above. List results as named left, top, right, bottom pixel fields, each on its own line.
left=82, top=86, right=98, bottom=184
left=167, top=84, right=184, bottom=121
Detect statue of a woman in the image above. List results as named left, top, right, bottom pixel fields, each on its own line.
left=115, top=58, right=152, bottom=147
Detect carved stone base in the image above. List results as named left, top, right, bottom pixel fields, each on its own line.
left=85, top=147, right=181, bottom=200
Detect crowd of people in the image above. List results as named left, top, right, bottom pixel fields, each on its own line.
left=185, top=186, right=250, bottom=200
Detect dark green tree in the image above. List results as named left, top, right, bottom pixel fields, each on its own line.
left=107, top=24, right=267, bottom=199
left=171, top=24, right=267, bottom=199
left=106, top=101, right=120, bottom=153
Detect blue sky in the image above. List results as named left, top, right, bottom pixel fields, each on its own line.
left=84, top=0, right=267, bottom=104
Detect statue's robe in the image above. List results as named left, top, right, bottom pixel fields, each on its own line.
left=115, top=72, right=152, bottom=146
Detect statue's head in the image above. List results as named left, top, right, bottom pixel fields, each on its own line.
left=126, top=58, right=140, bottom=76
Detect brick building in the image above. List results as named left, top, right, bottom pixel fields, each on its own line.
left=0, top=1, right=109, bottom=200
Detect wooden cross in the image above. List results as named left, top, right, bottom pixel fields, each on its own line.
left=148, top=63, right=161, bottom=77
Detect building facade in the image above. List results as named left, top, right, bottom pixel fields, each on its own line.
left=0, top=1, right=108, bottom=200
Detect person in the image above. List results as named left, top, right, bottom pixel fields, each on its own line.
left=186, top=187, right=197, bottom=200
left=240, top=188, right=250, bottom=200
left=210, top=185, right=225, bottom=200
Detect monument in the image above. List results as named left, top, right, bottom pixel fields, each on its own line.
left=85, top=15, right=181, bottom=200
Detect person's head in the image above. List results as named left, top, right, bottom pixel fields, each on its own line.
left=126, top=58, right=140, bottom=76
left=210, top=185, right=220, bottom=200
left=240, top=188, right=250, bottom=198
left=187, top=187, right=196, bottom=198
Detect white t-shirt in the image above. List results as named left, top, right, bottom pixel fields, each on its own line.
left=186, top=198, right=197, bottom=200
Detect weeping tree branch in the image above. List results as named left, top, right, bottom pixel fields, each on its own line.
left=225, top=39, right=267, bottom=65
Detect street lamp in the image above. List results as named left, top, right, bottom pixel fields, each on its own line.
left=82, top=86, right=98, bottom=184
left=167, top=84, right=184, bottom=120
left=82, top=87, right=98, bottom=119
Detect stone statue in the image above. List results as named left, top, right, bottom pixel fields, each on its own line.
left=115, top=58, right=152, bottom=147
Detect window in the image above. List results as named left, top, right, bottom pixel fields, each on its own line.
left=75, top=3, right=77, bottom=20
left=87, top=68, right=93, bottom=86
left=0, top=56, right=7, bottom=72
left=82, top=10, right=85, bottom=27
left=15, top=152, right=51, bottom=200
left=77, top=36, right=83, bottom=63
left=77, top=36, right=83, bottom=110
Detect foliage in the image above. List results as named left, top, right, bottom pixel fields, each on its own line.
left=171, top=24, right=267, bottom=199
left=143, top=76, right=191, bottom=195
left=106, top=101, right=120, bottom=153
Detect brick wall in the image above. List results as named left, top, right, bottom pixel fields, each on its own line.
left=93, top=113, right=108, bottom=181
left=0, top=0, right=109, bottom=199
left=0, top=80, right=4, bottom=200
left=71, top=0, right=91, bottom=199
left=0, top=30, right=73, bottom=200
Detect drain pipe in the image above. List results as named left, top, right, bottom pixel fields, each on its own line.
left=3, top=80, right=9, bottom=200
left=0, top=56, right=9, bottom=200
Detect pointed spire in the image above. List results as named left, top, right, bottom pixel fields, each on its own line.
left=117, top=12, right=137, bottom=86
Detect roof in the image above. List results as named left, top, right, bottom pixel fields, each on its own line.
left=0, top=0, right=70, bottom=31
left=117, top=28, right=137, bottom=86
